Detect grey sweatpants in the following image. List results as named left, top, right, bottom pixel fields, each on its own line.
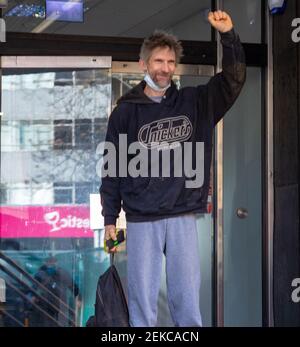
left=126, top=213, right=202, bottom=327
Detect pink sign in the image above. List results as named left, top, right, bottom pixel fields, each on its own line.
left=0, top=206, right=94, bottom=238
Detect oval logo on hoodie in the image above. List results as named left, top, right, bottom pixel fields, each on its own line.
left=138, top=115, right=193, bottom=149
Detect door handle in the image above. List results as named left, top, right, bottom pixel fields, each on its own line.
left=236, top=208, right=248, bottom=219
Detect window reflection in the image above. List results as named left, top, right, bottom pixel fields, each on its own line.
left=1, top=69, right=110, bottom=210
left=0, top=67, right=112, bottom=325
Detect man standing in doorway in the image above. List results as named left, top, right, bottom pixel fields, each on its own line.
left=100, top=11, right=246, bottom=327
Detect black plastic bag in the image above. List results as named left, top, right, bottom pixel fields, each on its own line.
left=86, top=256, right=129, bottom=327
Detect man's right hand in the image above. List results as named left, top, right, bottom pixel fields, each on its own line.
left=104, top=224, right=118, bottom=253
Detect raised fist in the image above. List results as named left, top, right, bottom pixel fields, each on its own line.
left=208, top=10, right=233, bottom=33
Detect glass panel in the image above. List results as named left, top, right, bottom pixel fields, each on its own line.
left=223, top=67, right=262, bottom=326
left=3, top=0, right=263, bottom=43
left=3, top=0, right=212, bottom=41
left=0, top=64, right=111, bottom=327
left=166, top=0, right=212, bottom=41
left=224, top=0, right=261, bottom=43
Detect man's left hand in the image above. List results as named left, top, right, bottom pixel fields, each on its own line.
left=208, top=10, right=233, bottom=33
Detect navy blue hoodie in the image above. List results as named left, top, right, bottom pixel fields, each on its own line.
left=100, top=29, right=246, bottom=225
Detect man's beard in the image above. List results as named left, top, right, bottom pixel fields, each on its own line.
left=151, top=72, right=172, bottom=88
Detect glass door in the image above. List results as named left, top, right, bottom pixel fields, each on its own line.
left=222, top=67, right=262, bottom=326
left=0, top=56, right=112, bottom=327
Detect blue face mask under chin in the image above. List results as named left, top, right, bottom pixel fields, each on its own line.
left=144, top=73, right=171, bottom=92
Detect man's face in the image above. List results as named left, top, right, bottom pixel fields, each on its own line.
left=141, top=46, right=176, bottom=88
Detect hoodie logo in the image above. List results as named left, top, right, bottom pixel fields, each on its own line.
left=138, top=116, right=193, bottom=149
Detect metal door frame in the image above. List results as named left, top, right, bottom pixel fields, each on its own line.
left=0, top=56, right=112, bottom=69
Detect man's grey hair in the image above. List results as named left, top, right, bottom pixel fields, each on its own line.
left=139, top=30, right=184, bottom=64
